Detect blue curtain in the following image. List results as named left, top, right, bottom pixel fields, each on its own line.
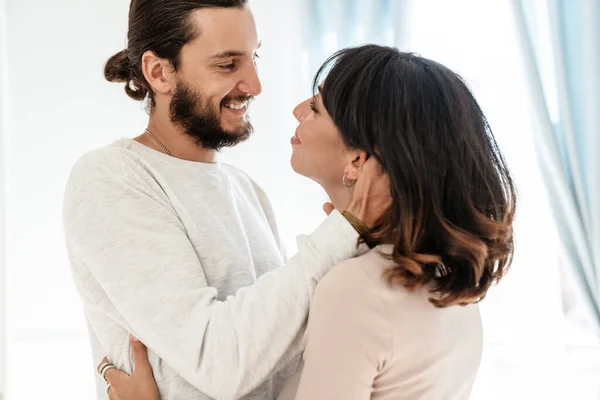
left=514, top=0, right=600, bottom=335
left=301, top=0, right=410, bottom=78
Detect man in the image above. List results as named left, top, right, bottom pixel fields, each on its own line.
left=63, top=1, right=387, bottom=399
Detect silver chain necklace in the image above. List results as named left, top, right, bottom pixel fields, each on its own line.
left=145, top=129, right=173, bottom=156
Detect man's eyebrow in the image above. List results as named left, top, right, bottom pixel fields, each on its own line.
left=209, top=42, right=262, bottom=59
left=210, top=50, right=245, bottom=59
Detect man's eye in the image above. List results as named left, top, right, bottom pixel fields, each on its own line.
left=219, top=63, right=236, bottom=70
left=253, top=53, right=260, bottom=61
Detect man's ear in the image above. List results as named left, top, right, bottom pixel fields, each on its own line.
left=141, top=50, right=177, bottom=95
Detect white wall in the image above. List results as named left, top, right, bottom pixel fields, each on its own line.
left=5, top=1, right=135, bottom=397
left=0, top=0, right=7, bottom=396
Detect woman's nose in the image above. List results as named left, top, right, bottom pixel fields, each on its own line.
left=293, top=101, right=307, bottom=122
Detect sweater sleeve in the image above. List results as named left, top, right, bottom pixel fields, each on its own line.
left=63, top=170, right=360, bottom=400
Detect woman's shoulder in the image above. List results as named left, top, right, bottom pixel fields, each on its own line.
left=318, top=246, right=390, bottom=297
left=311, top=245, right=403, bottom=323
left=321, top=245, right=482, bottom=319
left=319, top=245, right=397, bottom=294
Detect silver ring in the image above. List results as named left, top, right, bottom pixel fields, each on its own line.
left=97, top=361, right=111, bottom=375
left=99, top=362, right=115, bottom=375
left=101, top=364, right=117, bottom=382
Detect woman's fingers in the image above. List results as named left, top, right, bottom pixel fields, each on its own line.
left=130, top=335, right=153, bottom=377
left=105, top=367, right=129, bottom=388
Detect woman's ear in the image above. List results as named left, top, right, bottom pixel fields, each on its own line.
left=343, top=150, right=368, bottom=181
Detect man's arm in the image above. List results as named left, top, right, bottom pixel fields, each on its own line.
left=64, top=173, right=360, bottom=399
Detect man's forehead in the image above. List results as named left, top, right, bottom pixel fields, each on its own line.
left=208, top=41, right=262, bottom=60
left=186, top=7, right=259, bottom=55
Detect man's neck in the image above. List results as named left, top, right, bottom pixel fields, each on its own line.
left=135, top=107, right=217, bottom=163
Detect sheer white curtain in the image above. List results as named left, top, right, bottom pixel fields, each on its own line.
left=515, top=0, right=600, bottom=337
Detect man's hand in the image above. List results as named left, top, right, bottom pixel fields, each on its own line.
left=103, top=335, right=159, bottom=400
left=345, top=156, right=391, bottom=227
left=323, top=202, right=335, bottom=215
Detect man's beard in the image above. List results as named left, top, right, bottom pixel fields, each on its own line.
left=169, top=80, right=253, bottom=151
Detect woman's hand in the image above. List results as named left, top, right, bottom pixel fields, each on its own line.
left=101, top=335, right=159, bottom=400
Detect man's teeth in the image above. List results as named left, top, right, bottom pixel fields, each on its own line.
left=225, top=102, right=247, bottom=110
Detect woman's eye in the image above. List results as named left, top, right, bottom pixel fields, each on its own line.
left=309, top=99, right=318, bottom=113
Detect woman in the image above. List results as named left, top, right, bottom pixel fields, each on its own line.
left=102, top=44, right=516, bottom=399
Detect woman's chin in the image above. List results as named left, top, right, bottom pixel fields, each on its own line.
left=290, top=154, right=326, bottom=184
left=289, top=154, right=303, bottom=176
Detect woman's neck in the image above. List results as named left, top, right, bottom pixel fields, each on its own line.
left=322, top=183, right=351, bottom=213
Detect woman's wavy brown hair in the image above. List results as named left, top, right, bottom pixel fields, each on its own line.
left=315, top=45, right=517, bottom=307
